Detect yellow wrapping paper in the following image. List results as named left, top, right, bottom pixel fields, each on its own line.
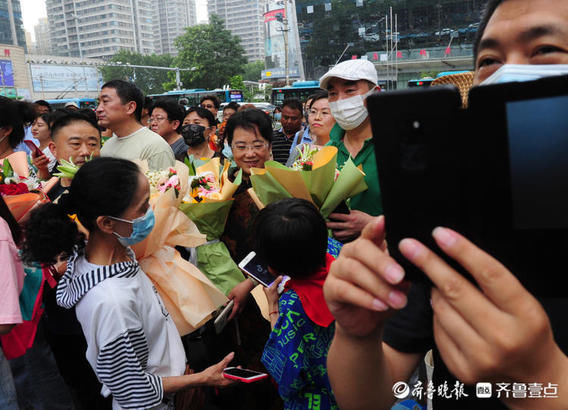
left=134, top=160, right=228, bottom=335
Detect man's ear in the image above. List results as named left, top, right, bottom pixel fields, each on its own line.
left=48, top=141, right=57, bottom=157
left=125, top=101, right=137, bottom=118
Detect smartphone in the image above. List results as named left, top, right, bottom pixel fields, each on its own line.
left=214, top=300, right=234, bottom=334
left=24, top=140, right=43, bottom=157
left=223, top=367, right=268, bottom=383
left=238, top=251, right=275, bottom=287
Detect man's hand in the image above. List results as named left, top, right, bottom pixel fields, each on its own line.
left=327, top=210, right=374, bottom=242
left=324, top=216, right=408, bottom=339
left=399, top=227, right=568, bottom=396
left=32, top=153, right=51, bottom=180
left=227, top=279, right=255, bottom=320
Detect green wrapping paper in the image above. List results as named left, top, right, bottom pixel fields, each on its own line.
left=319, top=158, right=368, bottom=217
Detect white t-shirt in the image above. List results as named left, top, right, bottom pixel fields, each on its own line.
left=101, top=126, right=175, bottom=170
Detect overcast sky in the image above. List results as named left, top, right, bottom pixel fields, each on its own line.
left=20, top=0, right=208, bottom=42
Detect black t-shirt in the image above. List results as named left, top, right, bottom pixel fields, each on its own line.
left=271, top=130, right=293, bottom=165
left=383, top=281, right=568, bottom=409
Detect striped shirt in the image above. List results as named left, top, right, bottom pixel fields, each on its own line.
left=271, top=130, right=295, bottom=165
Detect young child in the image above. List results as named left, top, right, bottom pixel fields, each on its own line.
left=256, top=198, right=338, bottom=410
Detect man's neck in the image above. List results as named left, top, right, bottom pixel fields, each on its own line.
left=111, top=118, right=143, bottom=138
left=343, top=118, right=372, bottom=158
left=283, top=127, right=301, bottom=140
left=164, top=132, right=182, bottom=146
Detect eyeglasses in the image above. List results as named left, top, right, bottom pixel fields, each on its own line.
left=201, top=104, right=215, bottom=109
left=309, top=109, right=332, bottom=117
left=149, top=116, right=168, bottom=123
left=231, top=142, right=269, bottom=152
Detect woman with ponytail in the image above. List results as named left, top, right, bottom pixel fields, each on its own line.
left=0, top=97, right=36, bottom=177
left=22, top=157, right=235, bottom=409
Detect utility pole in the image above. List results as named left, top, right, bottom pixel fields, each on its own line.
left=276, top=3, right=291, bottom=86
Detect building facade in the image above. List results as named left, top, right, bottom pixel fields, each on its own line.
left=46, top=0, right=155, bottom=59
left=293, top=0, right=488, bottom=83
left=207, top=0, right=266, bottom=62
left=33, top=17, right=54, bottom=55
left=153, top=0, right=197, bottom=56
left=0, top=0, right=26, bottom=50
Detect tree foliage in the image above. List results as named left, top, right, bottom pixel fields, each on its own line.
left=171, top=15, right=247, bottom=90
left=99, top=50, right=174, bottom=94
left=241, top=61, right=265, bottom=82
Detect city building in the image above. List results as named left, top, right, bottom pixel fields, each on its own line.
left=153, top=0, right=197, bottom=56
left=46, top=0, right=155, bottom=59
left=207, top=0, right=265, bottom=62
left=0, top=44, right=33, bottom=99
left=33, top=17, right=54, bottom=55
left=292, top=0, right=488, bottom=86
left=0, top=0, right=26, bottom=50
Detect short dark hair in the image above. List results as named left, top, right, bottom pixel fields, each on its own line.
left=34, top=100, right=53, bottom=112
left=101, top=80, right=144, bottom=122
left=51, top=111, right=101, bottom=142
left=185, top=106, right=216, bottom=128
left=0, top=97, right=36, bottom=148
left=21, top=157, right=140, bottom=264
left=150, top=98, right=186, bottom=133
left=254, top=198, right=327, bottom=278
left=225, top=108, right=273, bottom=146
left=200, top=95, right=221, bottom=109
left=474, top=0, right=504, bottom=63
left=281, top=98, right=303, bottom=116
left=308, top=90, right=329, bottom=110
left=144, top=96, right=153, bottom=110
left=224, top=102, right=240, bottom=112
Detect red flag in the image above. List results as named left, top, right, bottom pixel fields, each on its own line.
left=419, top=49, right=427, bottom=56
left=396, top=51, right=403, bottom=58
left=445, top=47, right=451, bottom=55
left=4, top=49, right=10, bottom=57
left=373, top=52, right=378, bottom=60
left=351, top=55, right=358, bottom=60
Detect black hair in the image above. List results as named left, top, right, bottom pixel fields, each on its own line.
left=34, top=100, right=53, bottom=112
left=308, top=90, right=329, bottom=110
left=21, top=157, right=140, bottom=265
left=254, top=198, right=327, bottom=278
left=35, top=113, right=52, bottom=129
left=0, top=196, right=21, bottom=245
left=150, top=98, right=186, bottom=133
left=185, top=106, right=216, bottom=129
left=474, top=0, right=504, bottom=63
left=225, top=108, right=273, bottom=146
left=273, top=106, right=282, bottom=113
left=281, top=98, right=303, bottom=115
left=143, top=96, right=153, bottom=110
left=200, top=95, right=220, bottom=110
left=78, top=108, right=98, bottom=126
left=0, top=97, right=37, bottom=148
left=101, top=80, right=144, bottom=122
left=223, top=102, right=240, bottom=112
left=50, top=111, right=101, bottom=142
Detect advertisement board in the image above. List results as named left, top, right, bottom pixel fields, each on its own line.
left=30, top=64, right=102, bottom=92
left=0, top=60, right=15, bottom=87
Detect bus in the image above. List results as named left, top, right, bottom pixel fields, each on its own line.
left=149, top=89, right=244, bottom=106
left=271, top=81, right=322, bottom=106
left=407, top=78, right=434, bottom=88
left=45, top=98, right=97, bottom=110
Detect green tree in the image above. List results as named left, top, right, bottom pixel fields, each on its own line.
left=99, top=50, right=174, bottom=94
left=241, top=61, right=265, bottom=82
left=171, top=15, right=247, bottom=90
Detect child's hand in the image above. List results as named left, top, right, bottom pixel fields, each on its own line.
left=263, top=276, right=284, bottom=312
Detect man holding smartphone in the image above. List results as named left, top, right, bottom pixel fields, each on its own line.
left=320, top=59, right=382, bottom=242
left=324, top=1, right=568, bottom=409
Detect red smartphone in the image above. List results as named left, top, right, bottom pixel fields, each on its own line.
left=24, top=140, right=43, bottom=157
left=222, top=367, right=268, bottom=383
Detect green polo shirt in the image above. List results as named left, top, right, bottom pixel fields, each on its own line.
left=327, top=124, right=383, bottom=216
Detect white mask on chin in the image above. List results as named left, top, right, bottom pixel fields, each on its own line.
left=329, top=88, right=376, bottom=131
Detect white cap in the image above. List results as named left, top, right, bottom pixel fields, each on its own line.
left=64, top=101, right=79, bottom=108
left=319, top=59, right=378, bottom=90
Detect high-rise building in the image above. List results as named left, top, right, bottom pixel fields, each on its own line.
left=207, top=0, right=265, bottom=62
left=0, top=0, right=26, bottom=49
left=46, top=0, right=155, bottom=59
left=33, top=17, right=53, bottom=55
left=153, top=0, right=197, bottom=56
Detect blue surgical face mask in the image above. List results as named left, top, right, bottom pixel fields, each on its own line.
left=274, top=113, right=282, bottom=121
left=222, top=141, right=233, bottom=160
left=110, top=207, right=155, bottom=247
left=481, top=64, right=568, bottom=85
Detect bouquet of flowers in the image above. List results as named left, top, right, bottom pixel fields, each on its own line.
left=179, top=156, right=246, bottom=295
left=133, top=160, right=228, bottom=335
left=0, top=160, right=50, bottom=222
left=250, top=144, right=368, bottom=218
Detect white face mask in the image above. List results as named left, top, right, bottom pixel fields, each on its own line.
left=481, top=64, right=568, bottom=85
left=329, top=88, right=376, bottom=131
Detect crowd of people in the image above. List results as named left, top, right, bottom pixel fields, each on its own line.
left=1, top=0, right=568, bottom=409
